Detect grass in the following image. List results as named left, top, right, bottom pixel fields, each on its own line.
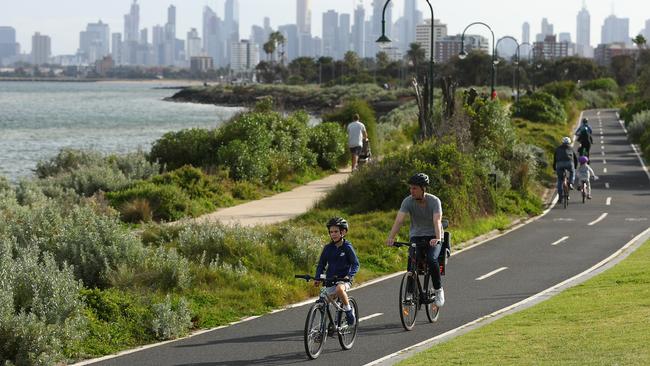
left=398, top=238, right=650, bottom=366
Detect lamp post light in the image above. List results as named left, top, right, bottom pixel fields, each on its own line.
left=459, top=22, right=496, bottom=99
left=377, top=0, right=435, bottom=126
left=495, top=36, right=520, bottom=102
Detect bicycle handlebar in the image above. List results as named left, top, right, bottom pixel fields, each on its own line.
left=392, top=241, right=414, bottom=248
left=294, top=274, right=351, bottom=282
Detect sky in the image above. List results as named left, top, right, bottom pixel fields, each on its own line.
left=1, top=0, right=649, bottom=55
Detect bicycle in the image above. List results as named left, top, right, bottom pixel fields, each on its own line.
left=579, top=179, right=588, bottom=203
left=392, top=220, right=451, bottom=331
left=561, top=169, right=570, bottom=209
left=294, top=275, right=359, bottom=359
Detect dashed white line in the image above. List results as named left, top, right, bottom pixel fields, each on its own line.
left=359, top=313, right=383, bottom=322
left=606, top=197, right=612, bottom=205
left=603, top=168, right=608, bottom=174
left=600, top=145, right=605, bottom=150
left=551, top=236, right=570, bottom=246
left=476, top=267, right=508, bottom=281
left=588, top=213, right=608, bottom=226
left=603, top=160, right=606, bottom=165
left=601, top=151, right=605, bottom=156
left=605, top=182, right=610, bottom=189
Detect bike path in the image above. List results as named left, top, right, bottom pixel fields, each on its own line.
left=85, top=109, right=650, bottom=366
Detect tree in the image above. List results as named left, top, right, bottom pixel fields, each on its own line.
left=632, top=34, right=647, bottom=49
left=288, top=57, right=317, bottom=84
left=263, top=41, right=275, bottom=61
left=610, top=55, right=636, bottom=86
left=406, top=42, right=426, bottom=79
left=269, top=31, right=286, bottom=65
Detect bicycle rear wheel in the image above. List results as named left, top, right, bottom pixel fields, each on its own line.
left=304, top=303, right=327, bottom=359
left=424, top=274, right=440, bottom=323
left=338, top=297, right=359, bottom=350
left=399, top=272, right=418, bottom=331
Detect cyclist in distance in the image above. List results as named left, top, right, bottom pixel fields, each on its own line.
left=553, top=136, right=579, bottom=196
left=575, top=117, right=593, bottom=158
left=386, top=173, right=445, bottom=307
left=315, top=217, right=360, bottom=325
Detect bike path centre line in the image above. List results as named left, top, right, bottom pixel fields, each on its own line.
left=605, top=182, right=610, bottom=189
left=603, top=160, right=606, bottom=165
left=588, top=213, right=608, bottom=226
left=551, top=236, right=569, bottom=246
left=606, top=197, right=612, bottom=206
left=476, top=267, right=508, bottom=281
left=359, top=313, right=383, bottom=322
left=603, top=168, right=608, bottom=174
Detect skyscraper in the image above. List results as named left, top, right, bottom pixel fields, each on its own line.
left=601, top=15, right=630, bottom=46
left=186, top=28, right=202, bottom=58
left=79, top=20, right=110, bottom=63
left=322, top=10, right=338, bottom=58
left=278, top=24, right=299, bottom=61
left=163, top=5, right=177, bottom=65
left=522, top=22, right=530, bottom=44
left=124, top=0, right=139, bottom=42
left=352, top=5, right=365, bottom=58
left=111, top=33, right=122, bottom=64
left=202, top=6, right=224, bottom=67
left=31, top=32, right=51, bottom=65
left=338, top=13, right=351, bottom=58
left=401, top=0, right=417, bottom=51
left=297, top=0, right=311, bottom=35
left=225, top=0, right=240, bottom=65
left=0, top=26, right=18, bottom=63
left=576, top=3, right=591, bottom=57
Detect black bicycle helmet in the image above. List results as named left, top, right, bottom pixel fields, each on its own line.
left=582, top=117, right=589, bottom=124
left=408, top=173, right=430, bottom=187
left=326, top=217, right=349, bottom=231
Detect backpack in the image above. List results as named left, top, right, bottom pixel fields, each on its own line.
left=578, top=127, right=590, bottom=143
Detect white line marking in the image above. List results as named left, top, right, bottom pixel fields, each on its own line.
left=606, top=197, right=612, bottom=205
left=601, top=151, right=605, bottom=156
left=603, top=160, right=606, bottom=165
left=476, top=267, right=508, bottom=281
left=359, top=313, right=383, bottom=322
left=597, top=111, right=601, bottom=115
left=553, top=218, right=575, bottom=222
left=601, top=145, right=605, bottom=150
left=625, top=218, right=648, bottom=222
left=551, top=236, right=569, bottom=246
left=605, top=182, right=610, bottom=189
left=588, top=213, right=608, bottom=226
left=603, top=168, right=607, bottom=173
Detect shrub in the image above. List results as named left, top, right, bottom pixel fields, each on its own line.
left=0, top=244, right=86, bottom=365
left=580, top=77, right=618, bottom=92
left=511, top=92, right=567, bottom=124
left=307, top=122, right=347, bottom=170
left=107, top=182, right=196, bottom=222
left=541, top=81, right=576, bottom=100
left=231, top=181, right=262, bottom=200
left=576, top=89, right=619, bottom=109
left=628, top=111, right=650, bottom=143
left=466, top=99, right=517, bottom=155
left=149, top=128, right=221, bottom=171
left=620, top=100, right=650, bottom=123
left=35, top=148, right=104, bottom=179
left=150, top=295, right=192, bottom=341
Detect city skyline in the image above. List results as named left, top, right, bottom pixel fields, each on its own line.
left=1, top=0, right=648, bottom=57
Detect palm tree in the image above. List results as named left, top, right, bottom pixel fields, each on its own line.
left=270, top=31, right=286, bottom=65
left=406, top=42, right=426, bottom=78
left=263, top=41, right=275, bottom=61
left=632, top=34, right=647, bottom=49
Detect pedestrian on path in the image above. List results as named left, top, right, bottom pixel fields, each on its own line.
left=347, top=114, right=367, bottom=171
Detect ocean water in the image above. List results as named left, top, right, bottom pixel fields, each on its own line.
left=0, top=81, right=242, bottom=181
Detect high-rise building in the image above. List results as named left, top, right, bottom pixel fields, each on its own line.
left=338, top=13, right=351, bottom=58
left=415, top=19, right=446, bottom=61
left=187, top=28, right=202, bottom=58
left=79, top=20, right=110, bottom=64
left=643, top=19, right=650, bottom=39
left=124, top=0, right=139, bottom=42
left=352, top=5, right=365, bottom=58
left=31, top=32, right=51, bottom=65
left=559, top=32, right=571, bottom=43
left=522, top=22, right=530, bottom=44
left=533, top=35, right=569, bottom=60
left=225, top=0, right=240, bottom=64
left=435, top=34, right=488, bottom=64
left=601, top=15, right=630, bottom=46
left=576, top=3, right=592, bottom=57
left=0, top=26, right=18, bottom=63
left=400, top=0, right=417, bottom=51
left=111, top=33, right=122, bottom=64
left=370, top=0, right=392, bottom=57
left=322, top=10, right=338, bottom=58
left=537, top=18, right=553, bottom=42
left=163, top=5, right=177, bottom=66
left=203, top=6, right=224, bottom=66
left=297, top=0, right=311, bottom=35
left=278, top=24, right=299, bottom=61
left=231, top=39, right=259, bottom=76
left=296, top=0, right=312, bottom=57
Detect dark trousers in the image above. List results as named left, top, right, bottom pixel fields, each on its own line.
left=407, top=236, right=442, bottom=290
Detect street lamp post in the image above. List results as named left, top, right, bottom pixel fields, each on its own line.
left=518, top=41, right=532, bottom=93
left=495, top=36, right=520, bottom=102
left=458, top=22, right=496, bottom=99
left=376, top=0, right=435, bottom=127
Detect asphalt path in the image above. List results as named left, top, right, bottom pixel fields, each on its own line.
left=85, top=109, right=650, bottom=366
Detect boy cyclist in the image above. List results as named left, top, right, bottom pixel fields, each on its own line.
left=576, top=156, right=598, bottom=199
left=314, top=217, right=360, bottom=325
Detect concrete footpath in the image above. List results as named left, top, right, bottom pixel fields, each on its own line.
left=190, top=169, right=351, bottom=226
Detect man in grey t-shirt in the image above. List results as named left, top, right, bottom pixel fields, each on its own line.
left=386, top=173, right=445, bottom=307
left=347, top=113, right=368, bottom=171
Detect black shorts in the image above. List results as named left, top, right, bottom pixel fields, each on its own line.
left=350, top=146, right=362, bottom=155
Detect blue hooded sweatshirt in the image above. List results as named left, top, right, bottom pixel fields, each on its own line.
left=315, top=239, right=360, bottom=285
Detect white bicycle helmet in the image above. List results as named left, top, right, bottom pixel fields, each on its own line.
left=562, top=136, right=571, bottom=145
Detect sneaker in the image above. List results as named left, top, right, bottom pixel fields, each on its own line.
left=587, top=195, right=592, bottom=199
left=569, top=183, right=575, bottom=190
left=434, top=288, right=445, bottom=307
left=345, top=309, right=356, bottom=325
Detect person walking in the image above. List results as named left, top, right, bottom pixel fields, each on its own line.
left=347, top=114, right=368, bottom=171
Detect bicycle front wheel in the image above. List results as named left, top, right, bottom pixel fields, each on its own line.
left=399, top=272, right=418, bottom=331
left=304, top=303, right=327, bottom=359
left=338, top=297, right=359, bottom=350
left=424, top=274, right=440, bottom=323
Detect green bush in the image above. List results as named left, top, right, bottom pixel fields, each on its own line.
left=511, top=92, right=567, bottom=124
left=149, top=128, right=221, bottom=171
left=307, top=122, right=347, bottom=170
left=466, top=99, right=517, bottom=155
left=581, top=77, right=618, bottom=92
left=0, top=244, right=86, bottom=365
left=150, top=295, right=192, bottom=341
left=107, top=182, right=196, bottom=222
left=621, top=100, right=650, bottom=123
left=541, top=81, right=577, bottom=100
left=628, top=111, right=650, bottom=143
left=576, top=89, right=619, bottom=109
left=323, top=99, right=379, bottom=154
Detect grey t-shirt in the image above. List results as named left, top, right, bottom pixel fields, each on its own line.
left=347, top=121, right=367, bottom=148
left=399, top=193, right=442, bottom=238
